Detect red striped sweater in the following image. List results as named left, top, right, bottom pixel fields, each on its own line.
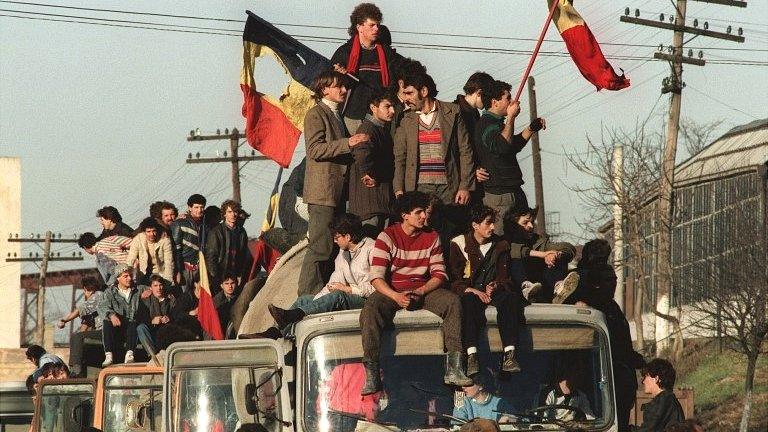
left=369, top=223, right=447, bottom=292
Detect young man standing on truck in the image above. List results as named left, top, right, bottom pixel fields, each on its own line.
left=360, top=190, right=473, bottom=395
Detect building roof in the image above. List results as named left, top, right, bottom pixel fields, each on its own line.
left=676, top=118, right=768, bottom=186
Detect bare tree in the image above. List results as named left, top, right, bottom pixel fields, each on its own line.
left=680, top=118, right=724, bottom=157
left=566, top=123, right=666, bottom=354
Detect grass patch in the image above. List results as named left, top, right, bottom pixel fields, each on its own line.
left=674, top=339, right=767, bottom=431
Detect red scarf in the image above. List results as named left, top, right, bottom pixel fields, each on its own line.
left=345, top=33, right=390, bottom=87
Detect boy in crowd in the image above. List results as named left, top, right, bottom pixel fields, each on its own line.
left=242, top=214, right=375, bottom=340
left=25, top=345, right=64, bottom=385
left=349, top=89, right=396, bottom=235
left=127, top=217, right=174, bottom=285
left=503, top=204, right=578, bottom=303
left=98, top=263, right=141, bottom=366
left=360, top=191, right=472, bottom=395
left=299, top=70, right=368, bottom=296
left=205, top=200, right=252, bottom=295
left=475, top=80, right=545, bottom=235
left=633, top=359, right=685, bottom=432
left=96, top=206, right=134, bottom=240
left=213, top=273, right=239, bottom=338
left=448, top=206, right=524, bottom=376
left=171, top=194, right=208, bottom=293
left=59, top=276, right=102, bottom=377
left=136, top=274, right=175, bottom=356
left=78, top=231, right=132, bottom=286
left=331, top=3, right=400, bottom=133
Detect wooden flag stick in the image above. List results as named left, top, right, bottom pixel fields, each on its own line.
left=513, top=0, right=560, bottom=102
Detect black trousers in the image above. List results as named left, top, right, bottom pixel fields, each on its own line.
left=68, top=329, right=102, bottom=370
left=102, top=319, right=138, bottom=354
left=461, top=289, right=522, bottom=349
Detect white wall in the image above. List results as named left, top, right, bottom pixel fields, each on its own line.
left=0, top=157, right=21, bottom=348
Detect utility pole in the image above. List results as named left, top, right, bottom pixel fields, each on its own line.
left=613, top=145, right=625, bottom=312
left=6, top=232, right=83, bottom=345
left=186, top=128, right=267, bottom=203
left=621, top=0, right=746, bottom=351
left=527, top=76, right=547, bottom=235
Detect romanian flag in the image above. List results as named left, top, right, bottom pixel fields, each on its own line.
left=550, top=0, right=630, bottom=91
left=241, top=11, right=331, bottom=168
left=196, top=251, right=224, bottom=340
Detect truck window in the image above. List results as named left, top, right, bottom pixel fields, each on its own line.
left=302, top=323, right=613, bottom=431
left=36, top=383, right=93, bottom=432
left=168, top=367, right=282, bottom=432
left=102, top=373, right=162, bottom=432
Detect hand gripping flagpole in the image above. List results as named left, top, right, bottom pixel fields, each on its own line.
left=513, top=0, right=561, bottom=102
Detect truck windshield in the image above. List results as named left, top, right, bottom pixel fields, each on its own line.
left=303, top=323, right=613, bottom=431
left=169, top=367, right=283, bottom=432
left=36, top=383, right=93, bottom=432
left=102, top=373, right=162, bottom=432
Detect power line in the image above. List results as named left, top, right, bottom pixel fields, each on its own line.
left=2, top=1, right=767, bottom=53
left=686, top=84, right=760, bottom=119
left=1, top=12, right=766, bottom=66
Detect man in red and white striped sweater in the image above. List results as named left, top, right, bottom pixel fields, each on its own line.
left=360, top=191, right=473, bottom=395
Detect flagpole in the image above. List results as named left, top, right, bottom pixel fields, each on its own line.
left=513, top=0, right=560, bottom=102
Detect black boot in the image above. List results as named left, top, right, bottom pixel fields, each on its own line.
left=444, top=352, right=474, bottom=387
left=361, top=362, right=381, bottom=396
left=268, top=304, right=305, bottom=329
left=238, top=327, right=282, bottom=340
left=466, top=352, right=480, bottom=377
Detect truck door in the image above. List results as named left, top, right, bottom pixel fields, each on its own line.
left=33, top=379, right=95, bottom=432
left=164, top=339, right=292, bottom=432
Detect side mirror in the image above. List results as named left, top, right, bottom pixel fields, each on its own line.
left=244, top=383, right=258, bottom=415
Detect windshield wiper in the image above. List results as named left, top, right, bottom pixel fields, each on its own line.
left=328, top=409, right=401, bottom=431
left=407, top=408, right=468, bottom=425
left=494, top=410, right=587, bottom=432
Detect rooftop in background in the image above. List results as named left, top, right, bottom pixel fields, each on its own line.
left=676, top=118, right=768, bottom=186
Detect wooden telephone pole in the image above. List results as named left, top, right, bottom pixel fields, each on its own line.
left=621, top=0, right=746, bottom=350
left=6, top=232, right=83, bottom=345
left=186, top=128, right=267, bottom=203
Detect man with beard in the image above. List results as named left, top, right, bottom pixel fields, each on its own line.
left=503, top=204, right=577, bottom=303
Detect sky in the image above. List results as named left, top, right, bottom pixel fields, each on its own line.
left=1, top=0, right=766, bottom=278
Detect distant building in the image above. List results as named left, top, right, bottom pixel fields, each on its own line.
left=602, top=119, right=768, bottom=340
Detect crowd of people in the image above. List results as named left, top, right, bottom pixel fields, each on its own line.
left=28, top=3, right=699, bottom=431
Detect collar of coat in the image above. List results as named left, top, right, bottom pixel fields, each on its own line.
left=461, top=232, right=510, bottom=262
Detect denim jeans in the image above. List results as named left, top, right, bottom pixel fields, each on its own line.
left=136, top=323, right=157, bottom=356
left=283, top=291, right=366, bottom=335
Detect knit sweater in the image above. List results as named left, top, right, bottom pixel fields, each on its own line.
left=370, top=224, right=447, bottom=292
left=417, top=114, right=447, bottom=185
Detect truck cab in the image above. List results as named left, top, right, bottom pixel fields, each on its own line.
left=164, top=304, right=619, bottom=431
left=31, top=378, right=95, bottom=432
left=92, top=363, right=164, bottom=432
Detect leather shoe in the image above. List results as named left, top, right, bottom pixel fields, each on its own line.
left=268, top=304, right=290, bottom=329
left=502, top=351, right=521, bottom=373
left=238, top=327, right=282, bottom=340
left=466, top=352, right=480, bottom=377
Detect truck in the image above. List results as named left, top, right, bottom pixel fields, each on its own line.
left=162, top=304, right=619, bottom=431
left=29, top=363, right=162, bottom=432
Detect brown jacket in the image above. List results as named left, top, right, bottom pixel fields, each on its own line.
left=302, top=101, right=353, bottom=207
left=448, top=233, right=511, bottom=295
left=393, top=100, right=475, bottom=195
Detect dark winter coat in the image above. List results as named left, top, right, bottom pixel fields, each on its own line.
left=632, top=390, right=685, bottom=432
left=349, top=116, right=394, bottom=220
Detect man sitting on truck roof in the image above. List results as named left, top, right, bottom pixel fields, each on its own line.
left=503, top=204, right=578, bottom=304
left=241, top=213, right=375, bottom=340
left=98, top=263, right=142, bottom=366
left=360, top=190, right=473, bottom=395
